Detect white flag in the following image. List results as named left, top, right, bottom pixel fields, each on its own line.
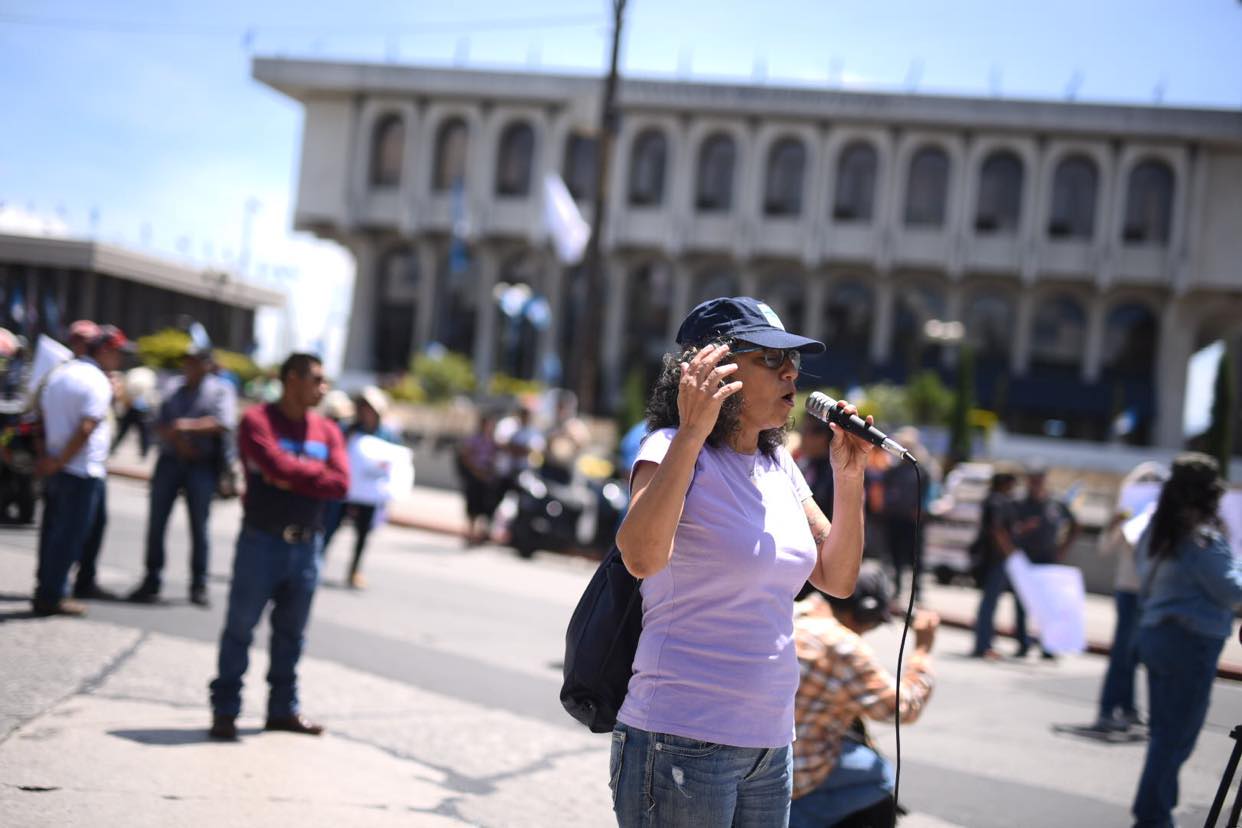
left=542, top=173, right=590, bottom=265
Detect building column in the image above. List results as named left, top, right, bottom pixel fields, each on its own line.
left=667, top=259, right=694, bottom=345
left=1153, top=301, right=1196, bottom=450
left=537, top=252, right=565, bottom=384
left=941, top=284, right=965, bottom=369
left=738, top=269, right=759, bottom=299
left=868, top=274, right=894, bottom=365
left=341, top=236, right=379, bottom=374
left=471, top=244, right=500, bottom=391
left=413, top=241, right=439, bottom=353
left=1011, top=288, right=1036, bottom=376
left=1081, top=294, right=1108, bottom=383
left=600, top=257, right=630, bottom=412
left=803, top=274, right=827, bottom=343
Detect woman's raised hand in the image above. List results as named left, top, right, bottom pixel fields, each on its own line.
left=677, top=344, right=742, bottom=442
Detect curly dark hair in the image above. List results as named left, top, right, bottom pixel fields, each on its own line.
left=644, top=345, right=789, bottom=458
left=1149, top=452, right=1227, bottom=559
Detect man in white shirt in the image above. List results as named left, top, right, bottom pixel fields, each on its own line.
left=33, top=325, right=132, bottom=616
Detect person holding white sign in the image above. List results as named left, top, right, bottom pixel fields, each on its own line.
left=1010, top=463, right=1080, bottom=660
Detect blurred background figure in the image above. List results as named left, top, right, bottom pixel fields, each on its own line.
left=1093, top=460, right=1169, bottom=732
left=971, top=471, right=1026, bottom=660
left=880, top=427, right=930, bottom=602
left=1131, top=454, right=1242, bottom=827
left=797, top=415, right=835, bottom=521
left=455, top=411, right=501, bottom=546
left=493, top=398, right=545, bottom=500
left=1011, top=463, right=1081, bottom=660
left=112, top=363, right=159, bottom=458
left=791, top=562, right=937, bottom=828
left=128, top=341, right=236, bottom=607
left=540, top=389, right=590, bottom=485
left=323, top=385, right=401, bottom=589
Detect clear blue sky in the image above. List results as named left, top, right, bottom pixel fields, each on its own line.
left=2, top=0, right=1240, bottom=370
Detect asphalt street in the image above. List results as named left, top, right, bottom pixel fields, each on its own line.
left=3, top=476, right=1242, bottom=826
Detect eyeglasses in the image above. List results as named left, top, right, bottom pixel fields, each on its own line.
left=729, top=342, right=801, bottom=370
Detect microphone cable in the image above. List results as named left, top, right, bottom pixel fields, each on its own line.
left=891, top=458, right=923, bottom=826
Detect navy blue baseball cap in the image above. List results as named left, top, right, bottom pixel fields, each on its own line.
left=675, top=296, right=825, bottom=353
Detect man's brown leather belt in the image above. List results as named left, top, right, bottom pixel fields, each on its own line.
left=245, top=520, right=319, bottom=544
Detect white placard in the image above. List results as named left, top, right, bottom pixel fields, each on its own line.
left=1223, top=490, right=1242, bottom=560
left=1005, top=551, right=1087, bottom=655
left=27, top=334, right=71, bottom=395
left=346, top=433, right=414, bottom=507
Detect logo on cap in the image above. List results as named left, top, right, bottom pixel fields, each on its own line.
left=755, top=302, right=785, bottom=331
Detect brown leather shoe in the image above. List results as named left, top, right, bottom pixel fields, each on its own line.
left=264, top=714, right=324, bottom=736
left=208, top=715, right=238, bottom=741
left=31, top=598, right=87, bottom=617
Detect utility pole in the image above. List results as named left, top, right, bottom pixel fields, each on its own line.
left=572, top=0, right=626, bottom=414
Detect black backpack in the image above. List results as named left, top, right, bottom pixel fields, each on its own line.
left=560, top=545, right=643, bottom=733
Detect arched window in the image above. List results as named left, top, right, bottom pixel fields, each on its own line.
left=433, top=248, right=476, bottom=354
left=1123, top=161, right=1174, bottom=244
left=1048, top=155, right=1098, bottom=239
left=374, top=247, right=418, bottom=372
left=563, top=133, right=597, bottom=201
left=964, top=291, right=1015, bottom=358
left=1031, top=293, right=1088, bottom=372
left=833, top=142, right=877, bottom=222
left=369, top=114, right=404, bottom=188
left=760, top=277, right=805, bottom=333
left=695, top=133, right=736, bottom=212
left=693, top=270, right=738, bottom=308
left=820, top=280, right=873, bottom=383
left=1103, top=302, right=1158, bottom=377
left=904, top=147, right=950, bottom=227
left=628, top=129, right=667, bottom=207
left=624, top=261, right=676, bottom=381
left=764, top=138, right=806, bottom=217
left=432, top=118, right=469, bottom=193
left=495, top=121, right=535, bottom=197
left=976, top=151, right=1023, bottom=234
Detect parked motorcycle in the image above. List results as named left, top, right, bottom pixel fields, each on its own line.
left=507, top=465, right=629, bottom=560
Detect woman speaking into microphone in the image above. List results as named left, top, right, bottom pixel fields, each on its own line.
left=610, top=296, right=873, bottom=827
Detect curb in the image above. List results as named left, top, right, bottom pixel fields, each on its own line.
left=106, top=462, right=1242, bottom=682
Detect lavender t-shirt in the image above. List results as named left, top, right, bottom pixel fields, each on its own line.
left=616, top=427, right=816, bottom=748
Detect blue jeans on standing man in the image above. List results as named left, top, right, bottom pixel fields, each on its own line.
left=35, top=471, right=105, bottom=605
left=1132, top=621, right=1225, bottom=827
left=610, top=722, right=793, bottom=827
left=973, top=560, right=1029, bottom=656
left=142, top=454, right=218, bottom=592
left=1099, top=590, right=1140, bottom=721
left=209, top=525, right=322, bottom=719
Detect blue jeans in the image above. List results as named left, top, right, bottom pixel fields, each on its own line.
left=209, top=526, right=322, bottom=719
left=143, top=455, right=217, bottom=591
left=35, top=472, right=105, bottom=605
left=610, top=723, right=793, bottom=827
left=1099, top=590, right=1140, bottom=719
left=789, top=740, right=894, bottom=828
left=1132, top=621, right=1225, bottom=827
left=973, top=560, right=1029, bottom=655
left=73, top=483, right=107, bottom=593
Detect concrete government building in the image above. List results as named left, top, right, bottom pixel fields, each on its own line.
left=255, top=57, right=1242, bottom=450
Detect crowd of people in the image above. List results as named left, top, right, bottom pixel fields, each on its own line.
left=18, top=297, right=1242, bottom=827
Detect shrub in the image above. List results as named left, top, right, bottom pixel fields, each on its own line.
left=410, top=350, right=476, bottom=402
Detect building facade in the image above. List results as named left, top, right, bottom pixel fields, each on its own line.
left=256, top=58, right=1242, bottom=449
left=0, top=233, right=282, bottom=353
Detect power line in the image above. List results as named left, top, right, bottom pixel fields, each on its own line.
left=0, top=12, right=603, bottom=38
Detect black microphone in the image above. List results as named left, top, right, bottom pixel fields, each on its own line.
left=805, top=392, right=917, bottom=464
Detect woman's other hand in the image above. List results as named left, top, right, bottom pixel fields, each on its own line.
left=677, top=343, right=742, bottom=443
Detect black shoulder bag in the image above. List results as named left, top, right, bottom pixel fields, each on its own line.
left=560, top=545, right=643, bottom=733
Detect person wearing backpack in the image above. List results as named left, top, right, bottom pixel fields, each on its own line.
left=608, top=297, right=872, bottom=828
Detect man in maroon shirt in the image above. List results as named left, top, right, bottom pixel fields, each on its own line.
left=208, top=353, right=349, bottom=741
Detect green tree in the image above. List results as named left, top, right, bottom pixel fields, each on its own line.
left=906, top=370, right=954, bottom=424
left=410, top=351, right=476, bottom=403
left=1206, top=348, right=1237, bottom=480
left=948, top=346, right=975, bottom=467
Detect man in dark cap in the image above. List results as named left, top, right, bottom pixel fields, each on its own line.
left=791, top=562, right=938, bottom=827
left=129, top=341, right=237, bottom=607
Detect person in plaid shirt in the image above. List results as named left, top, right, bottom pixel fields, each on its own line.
left=791, top=563, right=937, bottom=827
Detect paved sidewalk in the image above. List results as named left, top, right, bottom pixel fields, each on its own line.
left=105, top=443, right=1242, bottom=678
